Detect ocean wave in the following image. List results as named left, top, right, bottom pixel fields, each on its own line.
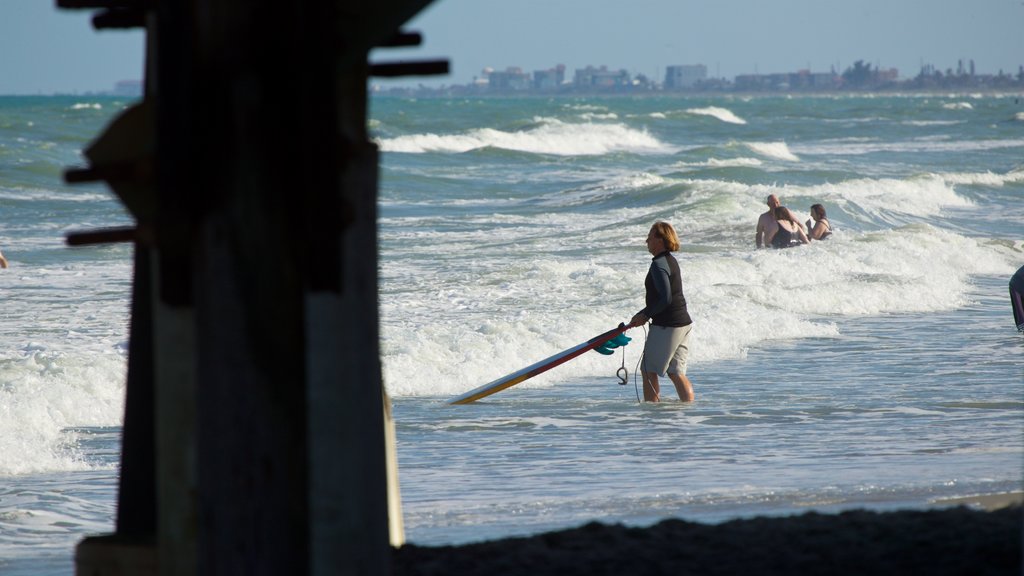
left=901, top=120, right=964, bottom=127
left=686, top=106, right=747, bottom=125
left=377, top=119, right=673, bottom=156
left=675, top=157, right=764, bottom=169
left=563, top=103, right=608, bottom=112
left=578, top=112, right=619, bottom=121
left=377, top=164, right=1018, bottom=398
left=742, top=141, right=800, bottom=161
left=773, top=174, right=974, bottom=221
left=380, top=218, right=1016, bottom=398
left=593, top=172, right=667, bottom=191
left=0, top=351, right=125, bottom=475
left=530, top=172, right=670, bottom=209
left=792, top=137, right=1024, bottom=156
left=940, top=170, right=1024, bottom=187
left=942, top=102, right=974, bottom=110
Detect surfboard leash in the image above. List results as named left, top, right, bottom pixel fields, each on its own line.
left=616, top=346, right=628, bottom=386
left=630, top=324, right=647, bottom=404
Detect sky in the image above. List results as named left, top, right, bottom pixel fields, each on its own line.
left=1, top=0, right=1021, bottom=94
left=0, top=1, right=144, bottom=94
left=375, top=0, right=1024, bottom=86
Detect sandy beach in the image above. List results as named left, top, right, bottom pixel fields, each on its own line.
left=393, top=500, right=1022, bottom=576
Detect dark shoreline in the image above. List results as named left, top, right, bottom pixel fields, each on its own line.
left=394, top=505, right=1022, bottom=576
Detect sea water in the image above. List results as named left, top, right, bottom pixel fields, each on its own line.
left=1, top=93, right=1022, bottom=573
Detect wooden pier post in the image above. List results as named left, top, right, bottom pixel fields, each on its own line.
left=63, top=1, right=442, bottom=574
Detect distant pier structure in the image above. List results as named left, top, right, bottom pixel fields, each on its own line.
left=58, top=1, right=446, bottom=574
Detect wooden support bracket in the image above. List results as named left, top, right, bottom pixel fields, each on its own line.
left=379, top=31, right=422, bottom=48
left=66, top=226, right=139, bottom=246
left=93, top=8, right=147, bottom=29
left=369, top=59, right=449, bottom=77
left=56, top=0, right=141, bottom=9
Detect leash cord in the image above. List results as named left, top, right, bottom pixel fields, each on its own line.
left=608, top=324, right=647, bottom=404
left=617, top=348, right=628, bottom=385
left=632, top=324, right=648, bottom=404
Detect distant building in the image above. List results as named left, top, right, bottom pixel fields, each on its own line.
left=486, top=67, right=531, bottom=92
left=573, top=65, right=630, bottom=90
left=790, top=70, right=840, bottom=90
left=533, top=65, right=566, bottom=91
left=876, top=68, right=898, bottom=83
left=735, top=70, right=839, bottom=92
left=113, top=80, right=143, bottom=96
left=664, top=65, right=707, bottom=89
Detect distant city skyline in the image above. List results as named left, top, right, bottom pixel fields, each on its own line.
left=2, top=0, right=1022, bottom=94
left=371, top=0, right=1024, bottom=89
left=373, top=58, right=1023, bottom=98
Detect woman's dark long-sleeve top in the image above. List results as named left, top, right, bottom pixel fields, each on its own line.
left=640, top=251, right=692, bottom=328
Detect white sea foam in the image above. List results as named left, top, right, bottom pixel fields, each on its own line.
left=676, top=157, right=764, bottom=169
left=563, top=103, right=607, bottom=112
left=686, top=106, right=747, bottom=125
left=792, top=137, right=1024, bottom=157
left=728, top=174, right=974, bottom=226
left=902, top=120, right=963, bottom=127
left=940, top=170, right=1024, bottom=187
left=379, top=165, right=1020, bottom=398
left=521, top=173, right=667, bottom=209
left=377, top=119, right=673, bottom=156
left=942, top=102, right=974, bottom=110
left=0, top=184, right=114, bottom=203
left=384, top=217, right=1015, bottom=398
left=382, top=224, right=1013, bottom=398
left=810, top=175, right=973, bottom=219
left=0, top=351, right=125, bottom=475
left=743, top=141, right=800, bottom=161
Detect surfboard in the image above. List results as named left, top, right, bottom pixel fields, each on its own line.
left=449, top=324, right=630, bottom=405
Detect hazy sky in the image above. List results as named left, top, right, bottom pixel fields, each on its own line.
left=1, top=1, right=144, bottom=94
left=2, top=0, right=1021, bottom=94
left=376, top=0, right=1024, bottom=86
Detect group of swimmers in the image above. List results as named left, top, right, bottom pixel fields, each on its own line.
left=754, top=194, right=832, bottom=249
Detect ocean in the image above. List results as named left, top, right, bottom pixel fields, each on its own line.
left=1, top=93, right=1022, bottom=573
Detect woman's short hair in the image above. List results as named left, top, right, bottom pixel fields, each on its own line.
left=811, top=203, right=826, bottom=219
left=651, top=221, right=680, bottom=251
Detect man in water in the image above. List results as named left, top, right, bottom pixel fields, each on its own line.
left=756, top=194, right=805, bottom=248
left=755, top=194, right=781, bottom=248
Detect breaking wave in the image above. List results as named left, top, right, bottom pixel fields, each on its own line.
left=377, top=118, right=673, bottom=156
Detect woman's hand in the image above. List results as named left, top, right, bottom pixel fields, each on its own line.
left=628, top=313, right=648, bottom=328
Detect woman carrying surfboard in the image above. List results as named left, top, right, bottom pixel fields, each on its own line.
left=628, top=222, right=696, bottom=403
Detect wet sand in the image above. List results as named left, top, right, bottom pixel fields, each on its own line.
left=394, top=502, right=1022, bottom=576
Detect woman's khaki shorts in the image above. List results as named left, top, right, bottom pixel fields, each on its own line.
left=641, top=324, right=692, bottom=376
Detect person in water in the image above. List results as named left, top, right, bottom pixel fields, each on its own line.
left=0, top=248, right=7, bottom=268
left=806, top=204, right=833, bottom=240
left=755, top=194, right=781, bottom=248
left=756, top=194, right=806, bottom=248
left=628, top=222, right=695, bottom=402
left=767, top=206, right=809, bottom=248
